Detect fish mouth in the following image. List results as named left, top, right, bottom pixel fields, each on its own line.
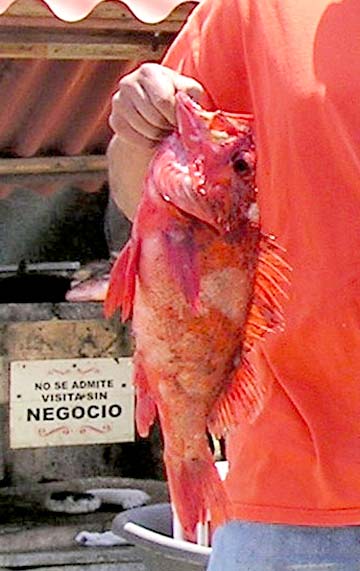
left=175, top=91, right=203, bottom=141
left=175, top=91, right=201, bottom=115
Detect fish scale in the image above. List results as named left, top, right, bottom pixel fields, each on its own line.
left=105, top=92, right=289, bottom=537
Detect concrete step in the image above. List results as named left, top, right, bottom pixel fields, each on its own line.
left=0, top=477, right=168, bottom=571
left=0, top=565, right=145, bottom=571
left=0, top=545, right=141, bottom=567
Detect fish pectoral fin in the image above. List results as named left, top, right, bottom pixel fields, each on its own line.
left=244, top=233, right=290, bottom=351
left=207, top=233, right=291, bottom=431
left=162, top=226, right=201, bottom=312
left=104, top=237, right=141, bottom=322
left=208, top=357, right=267, bottom=436
left=134, top=358, right=157, bottom=437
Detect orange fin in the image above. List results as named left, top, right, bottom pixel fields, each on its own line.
left=208, top=357, right=266, bottom=435
left=209, top=112, right=245, bottom=136
left=104, top=238, right=141, bottom=322
left=133, top=357, right=157, bottom=437
left=208, top=234, right=290, bottom=433
left=162, top=226, right=200, bottom=312
left=165, top=448, right=229, bottom=537
left=244, top=233, right=290, bottom=351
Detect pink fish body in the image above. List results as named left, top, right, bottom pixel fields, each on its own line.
left=105, top=93, right=287, bottom=535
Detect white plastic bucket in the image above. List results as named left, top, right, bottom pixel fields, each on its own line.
left=112, top=462, right=228, bottom=571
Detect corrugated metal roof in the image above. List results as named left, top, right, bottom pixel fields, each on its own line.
left=0, top=1, right=198, bottom=197
left=0, top=59, right=129, bottom=157
left=0, top=0, right=195, bottom=23
left=0, top=59, right=132, bottom=197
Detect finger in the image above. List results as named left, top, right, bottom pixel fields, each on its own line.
left=127, top=82, right=174, bottom=132
left=110, top=81, right=172, bottom=137
left=143, top=69, right=206, bottom=126
left=114, top=123, right=158, bottom=149
left=110, top=96, right=170, bottom=147
left=126, top=100, right=172, bottom=142
left=144, top=83, right=177, bottom=126
left=174, top=75, right=205, bottom=103
left=137, top=65, right=180, bottom=126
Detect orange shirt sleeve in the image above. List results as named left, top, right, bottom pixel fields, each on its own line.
left=162, top=0, right=252, bottom=114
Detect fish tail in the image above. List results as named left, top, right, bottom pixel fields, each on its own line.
left=104, top=238, right=141, bottom=321
left=165, top=447, right=229, bottom=537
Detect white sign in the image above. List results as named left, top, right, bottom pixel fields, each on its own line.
left=10, top=358, right=134, bottom=449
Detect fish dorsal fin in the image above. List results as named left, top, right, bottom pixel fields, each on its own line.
left=244, top=234, right=290, bottom=352
left=208, top=234, right=290, bottom=435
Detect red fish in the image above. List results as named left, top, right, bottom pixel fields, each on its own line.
left=105, top=93, right=288, bottom=536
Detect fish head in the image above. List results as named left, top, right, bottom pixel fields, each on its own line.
left=175, top=91, right=258, bottom=234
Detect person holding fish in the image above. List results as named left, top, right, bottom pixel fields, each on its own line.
left=107, top=0, right=360, bottom=569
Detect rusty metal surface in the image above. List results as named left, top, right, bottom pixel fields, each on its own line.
left=0, top=59, right=127, bottom=158
left=0, top=58, right=129, bottom=197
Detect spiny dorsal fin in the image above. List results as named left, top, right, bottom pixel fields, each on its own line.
left=244, top=234, right=290, bottom=352
left=208, top=357, right=267, bottom=436
left=208, top=234, right=290, bottom=435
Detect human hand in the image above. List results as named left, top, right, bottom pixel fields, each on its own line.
left=109, top=63, right=205, bottom=149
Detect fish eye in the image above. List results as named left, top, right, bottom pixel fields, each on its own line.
left=232, top=157, right=250, bottom=173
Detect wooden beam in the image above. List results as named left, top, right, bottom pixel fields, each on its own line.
left=0, top=155, right=107, bottom=175
left=0, top=28, right=174, bottom=59
left=0, top=0, right=197, bottom=33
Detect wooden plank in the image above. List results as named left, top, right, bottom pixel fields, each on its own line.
left=0, top=31, right=173, bottom=59
left=0, top=0, right=196, bottom=32
left=0, top=155, right=107, bottom=175
left=4, top=0, right=195, bottom=23
left=0, top=1, right=191, bottom=58
left=90, top=0, right=196, bottom=25
left=0, top=14, right=190, bottom=32
left=1, top=0, right=56, bottom=18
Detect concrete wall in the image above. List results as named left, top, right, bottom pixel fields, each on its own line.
left=0, top=307, right=163, bottom=486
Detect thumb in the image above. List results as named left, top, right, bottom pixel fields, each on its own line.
left=173, top=74, right=205, bottom=104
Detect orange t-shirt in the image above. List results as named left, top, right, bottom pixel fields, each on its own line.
left=163, top=0, right=360, bottom=525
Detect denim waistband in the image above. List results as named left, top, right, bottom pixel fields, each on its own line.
left=207, top=520, right=360, bottom=571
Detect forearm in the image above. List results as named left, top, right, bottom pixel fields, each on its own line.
left=107, top=135, right=156, bottom=221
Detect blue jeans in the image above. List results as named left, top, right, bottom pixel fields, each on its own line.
left=207, top=521, right=360, bottom=570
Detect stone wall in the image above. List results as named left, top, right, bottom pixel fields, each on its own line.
left=0, top=303, right=163, bottom=486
